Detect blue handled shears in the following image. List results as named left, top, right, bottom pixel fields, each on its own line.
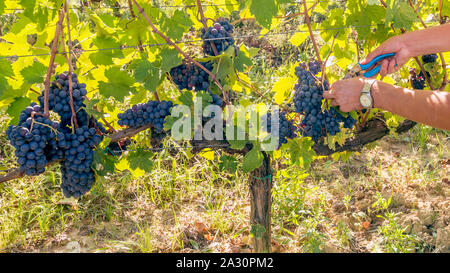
left=345, top=53, right=396, bottom=78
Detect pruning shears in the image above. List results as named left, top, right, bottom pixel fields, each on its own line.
left=345, top=53, right=396, bottom=78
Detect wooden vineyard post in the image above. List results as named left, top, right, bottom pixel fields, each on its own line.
left=249, top=152, right=272, bottom=253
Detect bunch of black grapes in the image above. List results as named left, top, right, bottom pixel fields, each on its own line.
left=409, top=68, right=426, bottom=90
left=261, top=111, right=297, bottom=149
left=117, top=100, right=174, bottom=132
left=170, top=62, right=213, bottom=91
left=308, top=60, right=322, bottom=75
left=293, top=62, right=356, bottom=142
left=201, top=18, right=234, bottom=56
left=38, top=73, right=88, bottom=128
left=6, top=103, right=60, bottom=176
left=421, top=54, right=438, bottom=64
left=58, top=126, right=103, bottom=198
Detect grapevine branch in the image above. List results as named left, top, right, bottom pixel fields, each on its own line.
left=196, top=0, right=219, bottom=56
left=131, top=0, right=230, bottom=105
left=43, top=9, right=66, bottom=117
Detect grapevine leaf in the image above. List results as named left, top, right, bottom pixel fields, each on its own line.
left=84, top=98, right=105, bottom=120
left=385, top=0, right=417, bottom=29
left=20, top=61, right=46, bottom=84
left=289, top=32, right=309, bottom=47
left=7, top=97, right=32, bottom=125
left=273, top=76, right=296, bottom=105
left=213, top=55, right=234, bottom=83
left=20, top=0, right=36, bottom=19
left=160, top=47, right=182, bottom=73
left=160, top=10, right=193, bottom=41
left=234, top=48, right=253, bottom=72
left=89, top=36, right=124, bottom=65
left=289, top=137, right=316, bottom=168
left=99, top=67, right=136, bottom=100
left=242, top=143, right=264, bottom=173
left=89, top=14, right=115, bottom=36
left=93, top=150, right=117, bottom=176
left=127, top=149, right=154, bottom=173
left=226, top=125, right=247, bottom=150
left=132, top=58, right=163, bottom=91
left=0, top=1, right=4, bottom=14
left=0, top=59, right=14, bottom=78
left=219, top=155, right=238, bottom=173
left=249, top=0, right=277, bottom=29
left=178, top=91, right=194, bottom=107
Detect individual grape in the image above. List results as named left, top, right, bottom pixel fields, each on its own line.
left=200, top=18, right=235, bottom=56
left=421, top=54, right=438, bottom=64
left=170, top=62, right=213, bottom=91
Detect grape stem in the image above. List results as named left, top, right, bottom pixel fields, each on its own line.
left=195, top=0, right=219, bottom=56
left=131, top=0, right=229, bottom=105
left=407, top=0, right=447, bottom=90
left=301, top=0, right=326, bottom=83
left=43, top=9, right=65, bottom=117
left=64, top=0, right=79, bottom=129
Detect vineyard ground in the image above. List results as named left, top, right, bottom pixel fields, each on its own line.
left=0, top=125, right=448, bottom=253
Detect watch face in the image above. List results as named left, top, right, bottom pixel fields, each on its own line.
left=360, top=95, right=372, bottom=108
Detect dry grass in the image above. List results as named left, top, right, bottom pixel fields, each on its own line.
left=0, top=124, right=448, bottom=253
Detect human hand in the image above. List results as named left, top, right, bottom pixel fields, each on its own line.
left=362, top=35, right=412, bottom=77
left=323, top=78, right=365, bottom=112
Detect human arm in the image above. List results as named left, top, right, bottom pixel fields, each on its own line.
left=323, top=78, right=450, bottom=131
left=363, top=23, right=450, bottom=76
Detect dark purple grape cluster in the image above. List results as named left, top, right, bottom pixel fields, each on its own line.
left=201, top=18, right=235, bottom=56
left=261, top=111, right=297, bottom=149
left=7, top=72, right=107, bottom=198
left=421, top=54, right=438, bottom=64
left=58, top=126, right=103, bottom=198
left=308, top=60, right=322, bottom=75
left=6, top=103, right=60, bottom=176
left=409, top=68, right=425, bottom=90
left=170, top=62, right=213, bottom=91
left=38, top=73, right=88, bottom=128
left=117, top=100, right=174, bottom=132
left=293, top=62, right=356, bottom=142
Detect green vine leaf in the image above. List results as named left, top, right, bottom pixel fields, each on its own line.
left=242, top=142, right=264, bottom=173
left=250, top=0, right=277, bottom=29
left=385, top=0, right=417, bottom=29
left=99, top=67, right=137, bottom=100
left=20, top=62, right=46, bottom=84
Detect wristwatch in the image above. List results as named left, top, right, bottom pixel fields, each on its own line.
left=360, top=79, right=376, bottom=108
